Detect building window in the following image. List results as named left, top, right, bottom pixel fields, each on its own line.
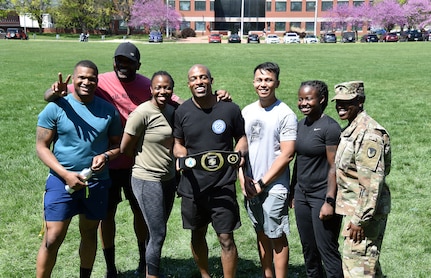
left=210, top=0, right=214, bottom=11
left=290, top=22, right=301, bottom=31
left=305, top=22, right=314, bottom=32
left=195, top=1, right=206, bottom=11
left=195, top=21, right=205, bottom=31
left=266, top=1, right=271, bottom=11
left=168, top=0, right=175, bottom=8
left=337, top=1, right=349, bottom=7
left=181, top=21, right=190, bottom=30
left=275, top=22, right=286, bottom=31
left=290, top=2, right=302, bottom=12
left=321, top=1, right=333, bottom=11
left=275, top=2, right=286, bottom=12
left=353, top=1, right=364, bottom=6
left=306, top=1, right=315, bottom=12
left=321, top=21, right=333, bottom=32
left=179, top=1, right=190, bottom=11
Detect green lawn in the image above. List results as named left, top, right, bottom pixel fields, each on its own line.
left=0, top=39, right=430, bottom=277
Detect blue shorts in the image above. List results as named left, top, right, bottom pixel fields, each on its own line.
left=245, top=190, right=290, bottom=238
left=44, top=173, right=111, bottom=221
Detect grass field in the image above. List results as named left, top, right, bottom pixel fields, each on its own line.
left=0, top=38, right=430, bottom=277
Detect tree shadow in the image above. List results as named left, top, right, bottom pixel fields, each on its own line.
left=117, top=256, right=306, bottom=277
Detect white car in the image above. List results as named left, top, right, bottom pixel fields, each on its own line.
left=283, top=32, right=300, bottom=43
left=265, top=34, right=280, bottom=44
left=303, top=34, right=318, bottom=44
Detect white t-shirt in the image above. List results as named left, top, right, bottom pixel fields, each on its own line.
left=242, top=99, right=297, bottom=192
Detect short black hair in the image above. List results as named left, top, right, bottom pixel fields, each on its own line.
left=74, top=60, right=98, bottom=76
left=254, top=62, right=280, bottom=80
left=151, top=71, right=175, bottom=88
left=299, top=80, right=329, bottom=111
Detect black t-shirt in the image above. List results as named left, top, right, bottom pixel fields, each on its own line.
left=173, top=99, right=245, bottom=197
left=295, top=115, right=341, bottom=194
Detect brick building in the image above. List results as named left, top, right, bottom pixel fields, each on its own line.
left=170, top=0, right=370, bottom=36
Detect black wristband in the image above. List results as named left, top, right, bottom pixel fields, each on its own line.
left=258, top=179, right=265, bottom=188
left=103, top=153, right=109, bottom=162
left=325, top=196, right=335, bottom=207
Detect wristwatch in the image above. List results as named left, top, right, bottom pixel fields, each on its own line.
left=325, top=196, right=335, bottom=207
left=257, top=179, right=266, bottom=188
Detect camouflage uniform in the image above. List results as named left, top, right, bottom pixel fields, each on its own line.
left=333, top=81, right=391, bottom=278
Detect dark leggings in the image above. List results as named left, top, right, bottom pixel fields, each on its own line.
left=131, top=177, right=176, bottom=276
left=294, top=188, right=343, bottom=278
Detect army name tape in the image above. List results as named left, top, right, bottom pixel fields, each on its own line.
left=178, top=151, right=241, bottom=172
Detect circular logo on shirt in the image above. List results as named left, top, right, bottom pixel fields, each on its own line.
left=212, top=119, right=226, bottom=134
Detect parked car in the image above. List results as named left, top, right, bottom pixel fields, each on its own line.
left=321, top=33, right=337, bottom=43
left=303, top=34, right=318, bottom=44
left=283, top=32, right=300, bottom=43
left=208, top=33, right=222, bottom=43
left=247, top=34, right=260, bottom=43
left=265, top=34, right=280, bottom=44
left=149, top=31, right=163, bottom=43
left=228, top=34, right=241, bottom=43
left=401, top=30, right=428, bottom=41
left=360, top=34, right=379, bottom=43
left=380, top=32, right=399, bottom=42
left=341, top=31, right=356, bottom=43
left=5, top=28, right=28, bottom=40
left=0, top=28, right=5, bottom=39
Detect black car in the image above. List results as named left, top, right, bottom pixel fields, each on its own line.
left=5, top=28, right=28, bottom=40
left=360, top=34, right=379, bottom=43
left=321, top=33, right=337, bottom=43
left=228, top=34, right=241, bottom=43
left=247, top=34, right=260, bottom=43
left=401, top=30, right=429, bottom=42
left=341, top=32, right=356, bottom=43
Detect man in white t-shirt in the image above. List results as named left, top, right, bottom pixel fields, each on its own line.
left=239, top=62, right=297, bottom=278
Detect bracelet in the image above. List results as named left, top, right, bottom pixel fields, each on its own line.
left=103, top=153, right=109, bottom=162
left=325, top=196, right=335, bottom=207
left=257, top=179, right=265, bottom=188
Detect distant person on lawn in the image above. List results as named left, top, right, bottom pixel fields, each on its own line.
left=36, top=60, right=122, bottom=278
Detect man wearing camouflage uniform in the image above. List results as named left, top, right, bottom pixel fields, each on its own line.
left=332, top=81, right=391, bottom=277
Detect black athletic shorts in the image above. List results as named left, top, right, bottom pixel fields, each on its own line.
left=107, top=168, right=140, bottom=210
left=180, top=183, right=241, bottom=234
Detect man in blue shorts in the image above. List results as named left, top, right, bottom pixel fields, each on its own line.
left=173, top=64, right=248, bottom=278
left=36, top=60, right=122, bottom=278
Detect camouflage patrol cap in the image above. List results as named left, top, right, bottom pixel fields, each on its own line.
left=331, top=81, right=364, bottom=101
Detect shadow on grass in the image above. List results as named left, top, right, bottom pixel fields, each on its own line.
left=117, top=256, right=306, bottom=278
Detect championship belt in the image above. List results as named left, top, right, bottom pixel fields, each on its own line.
left=178, top=150, right=241, bottom=172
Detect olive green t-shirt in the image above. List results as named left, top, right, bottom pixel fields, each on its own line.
left=124, top=101, right=175, bottom=181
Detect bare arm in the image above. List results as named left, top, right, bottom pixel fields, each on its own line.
left=120, top=132, right=139, bottom=158
left=319, top=144, right=338, bottom=220
left=90, top=135, right=121, bottom=172
left=248, top=140, right=296, bottom=196
left=36, top=126, right=86, bottom=190
left=260, top=140, right=295, bottom=186
left=173, top=137, right=187, bottom=171
left=234, top=135, right=248, bottom=167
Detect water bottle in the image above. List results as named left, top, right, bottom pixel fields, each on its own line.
left=65, top=168, right=93, bottom=194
